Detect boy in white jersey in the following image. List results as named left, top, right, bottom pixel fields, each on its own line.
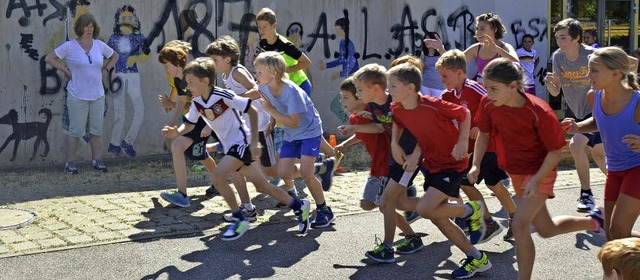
left=206, top=36, right=299, bottom=212
left=162, top=57, right=311, bottom=241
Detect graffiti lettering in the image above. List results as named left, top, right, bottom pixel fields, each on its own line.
left=421, top=8, right=451, bottom=50
left=5, top=0, right=47, bottom=19
left=19, top=33, right=39, bottom=60
left=39, top=56, right=61, bottom=95
left=183, top=0, right=214, bottom=57
left=387, top=5, right=421, bottom=59
left=511, top=18, right=547, bottom=48
left=360, top=7, right=381, bottom=60
left=446, top=6, right=475, bottom=50
left=306, top=12, right=334, bottom=58
left=42, top=0, right=65, bottom=26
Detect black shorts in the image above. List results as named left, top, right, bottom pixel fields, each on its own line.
left=226, top=144, right=253, bottom=167
left=576, top=114, right=602, bottom=147
left=423, top=169, right=464, bottom=198
left=389, top=162, right=420, bottom=187
left=258, top=131, right=277, bottom=167
left=183, top=118, right=210, bottom=161
left=461, top=152, right=508, bottom=186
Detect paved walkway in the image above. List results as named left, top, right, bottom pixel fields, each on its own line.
left=0, top=167, right=605, bottom=258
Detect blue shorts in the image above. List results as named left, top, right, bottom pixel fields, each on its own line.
left=298, top=80, right=312, bottom=96
left=280, top=135, right=321, bottom=159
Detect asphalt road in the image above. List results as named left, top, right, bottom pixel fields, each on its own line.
left=1, top=186, right=635, bottom=280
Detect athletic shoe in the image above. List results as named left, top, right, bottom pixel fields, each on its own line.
left=466, top=201, right=486, bottom=245
left=120, top=140, right=137, bottom=157
left=294, top=200, right=311, bottom=234
left=404, top=211, right=421, bottom=224
left=365, top=237, right=395, bottom=263
left=453, top=217, right=469, bottom=235
left=319, top=157, right=337, bottom=191
left=587, top=207, right=605, bottom=236
left=221, top=218, right=250, bottom=241
left=311, top=206, right=335, bottom=228
left=64, top=162, right=78, bottom=175
left=223, top=205, right=257, bottom=222
left=503, top=218, right=514, bottom=241
left=205, top=185, right=220, bottom=196
left=395, top=234, right=424, bottom=255
left=107, top=143, right=124, bottom=157
left=92, top=159, right=108, bottom=172
left=479, top=220, right=503, bottom=244
left=577, top=192, right=595, bottom=212
left=160, top=191, right=190, bottom=208
left=451, top=251, right=492, bottom=279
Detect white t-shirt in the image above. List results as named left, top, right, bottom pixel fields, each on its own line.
left=185, top=87, right=252, bottom=154
left=516, top=47, right=539, bottom=85
left=221, top=64, right=271, bottom=131
left=54, top=39, right=114, bottom=100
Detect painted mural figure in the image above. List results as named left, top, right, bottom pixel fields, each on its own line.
left=107, top=5, right=150, bottom=157
left=324, top=17, right=359, bottom=80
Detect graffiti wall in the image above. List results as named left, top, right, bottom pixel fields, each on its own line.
left=0, top=0, right=549, bottom=167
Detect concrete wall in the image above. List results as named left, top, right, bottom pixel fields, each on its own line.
left=0, top=0, right=549, bottom=167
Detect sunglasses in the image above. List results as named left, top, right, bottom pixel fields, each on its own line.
left=85, top=52, right=92, bottom=64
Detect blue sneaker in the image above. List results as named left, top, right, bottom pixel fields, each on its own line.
left=451, top=251, right=492, bottom=278
left=587, top=207, right=605, bottom=236
left=221, top=218, right=250, bottom=241
left=92, top=159, right=108, bottom=172
left=294, top=200, right=311, bottom=234
left=311, top=206, right=335, bottom=228
left=108, top=143, right=124, bottom=157
left=404, top=211, right=421, bottom=224
left=453, top=217, right=469, bottom=235
left=466, top=201, right=487, bottom=244
left=160, top=191, right=190, bottom=208
left=121, top=140, right=137, bottom=157
left=319, top=157, right=337, bottom=191
left=64, top=161, right=79, bottom=175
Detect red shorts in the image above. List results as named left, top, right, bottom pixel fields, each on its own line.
left=511, top=170, right=557, bottom=199
left=604, top=165, right=640, bottom=201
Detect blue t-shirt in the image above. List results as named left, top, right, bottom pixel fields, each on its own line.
left=259, top=79, right=322, bottom=141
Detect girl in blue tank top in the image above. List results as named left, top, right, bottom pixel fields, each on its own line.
left=561, top=46, right=640, bottom=241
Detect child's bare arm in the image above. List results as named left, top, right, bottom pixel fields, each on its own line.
left=335, top=134, right=361, bottom=153
left=452, top=109, right=471, bottom=160
left=523, top=149, right=562, bottom=198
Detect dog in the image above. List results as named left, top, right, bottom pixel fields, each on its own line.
left=0, top=108, right=52, bottom=161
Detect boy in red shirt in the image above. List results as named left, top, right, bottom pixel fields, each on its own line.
left=389, top=63, right=491, bottom=279
left=437, top=49, right=517, bottom=243
left=471, top=58, right=604, bottom=279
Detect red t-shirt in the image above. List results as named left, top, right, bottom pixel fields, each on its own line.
left=349, top=111, right=390, bottom=177
left=392, top=95, right=469, bottom=173
left=441, top=79, right=496, bottom=153
left=475, top=94, right=566, bottom=175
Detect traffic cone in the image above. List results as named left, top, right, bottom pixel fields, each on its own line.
left=328, top=134, right=347, bottom=173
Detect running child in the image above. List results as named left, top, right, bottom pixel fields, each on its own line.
left=436, top=49, right=517, bottom=243
left=254, top=51, right=336, bottom=228
left=561, top=47, right=640, bottom=240
left=471, top=58, right=604, bottom=279
left=389, top=63, right=491, bottom=278
left=162, top=57, right=311, bottom=241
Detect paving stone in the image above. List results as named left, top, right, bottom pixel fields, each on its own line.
left=102, top=223, right=133, bottom=231
left=9, top=241, right=40, bottom=251
left=65, top=235, right=94, bottom=244
left=0, top=234, right=27, bottom=244
left=23, top=231, right=54, bottom=240
left=56, top=229, right=84, bottom=237
left=37, top=238, right=67, bottom=248
left=91, top=232, right=124, bottom=241
left=81, top=226, right=108, bottom=234
left=40, top=222, right=69, bottom=231
left=0, top=245, right=8, bottom=254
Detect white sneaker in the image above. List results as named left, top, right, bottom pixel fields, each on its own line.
left=577, top=193, right=595, bottom=212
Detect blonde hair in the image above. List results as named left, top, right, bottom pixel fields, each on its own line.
left=352, top=63, right=387, bottom=88
left=435, top=49, right=467, bottom=73
left=74, top=13, right=100, bottom=38
left=183, top=57, right=216, bottom=86
left=589, top=46, right=640, bottom=90
left=598, top=237, right=640, bottom=278
left=254, top=51, right=286, bottom=79
left=256, top=7, right=277, bottom=25
left=388, top=63, right=422, bottom=93
left=390, top=55, right=425, bottom=74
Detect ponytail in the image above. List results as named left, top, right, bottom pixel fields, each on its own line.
left=626, top=72, right=640, bottom=90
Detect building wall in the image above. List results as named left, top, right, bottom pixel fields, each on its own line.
left=0, top=0, right=549, bottom=167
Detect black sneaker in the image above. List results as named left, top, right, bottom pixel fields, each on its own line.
left=503, top=218, right=514, bottom=241
left=92, top=159, right=108, bottom=172
left=318, top=157, right=337, bottom=191
left=64, top=162, right=78, bottom=174
left=365, top=237, right=395, bottom=263
left=206, top=185, right=220, bottom=196
left=395, top=234, right=424, bottom=255
left=479, top=220, right=503, bottom=244
left=223, top=205, right=258, bottom=222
